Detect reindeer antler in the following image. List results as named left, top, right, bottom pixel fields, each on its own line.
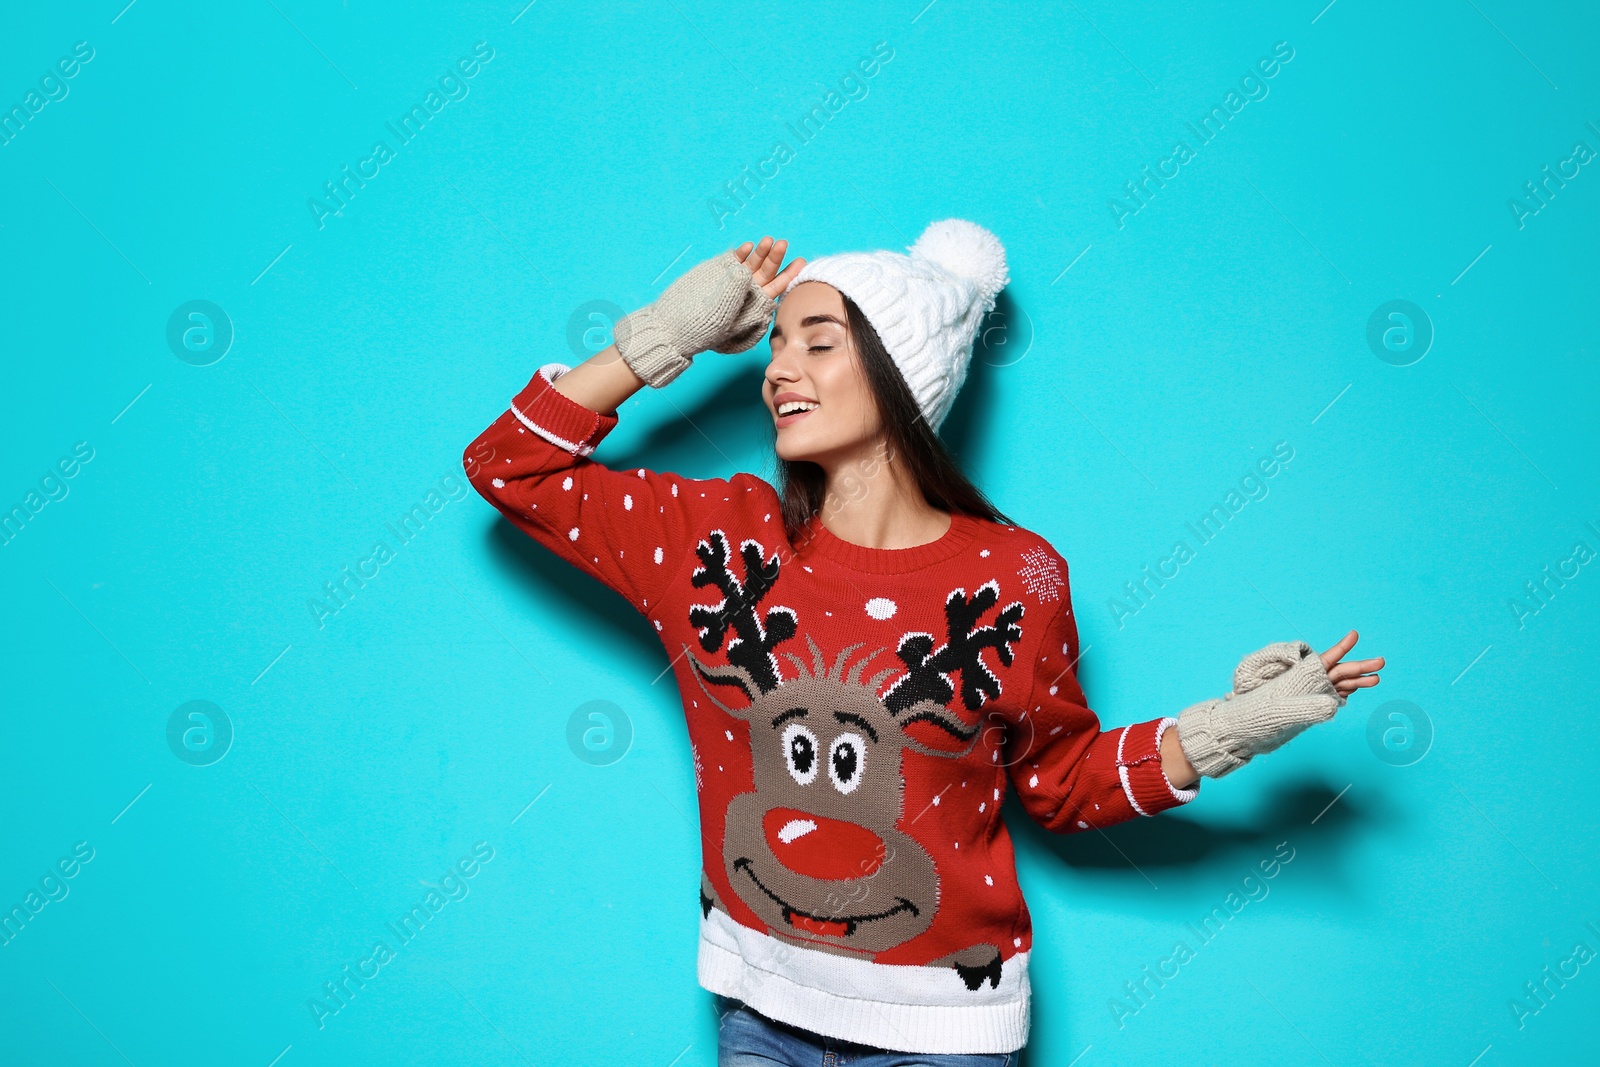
left=883, top=580, right=1025, bottom=717
left=687, top=530, right=797, bottom=693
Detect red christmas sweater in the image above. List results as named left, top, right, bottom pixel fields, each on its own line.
left=464, top=362, right=1199, bottom=1055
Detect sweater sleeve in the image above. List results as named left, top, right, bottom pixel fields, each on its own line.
left=463, top=361, right=711, bottom=617
left=1003, top=563, right=1199, bottom=833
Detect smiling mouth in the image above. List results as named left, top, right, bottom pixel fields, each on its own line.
left=732, top=858, right=918, bottom=938
left=774, top=402, right=819, bottom=426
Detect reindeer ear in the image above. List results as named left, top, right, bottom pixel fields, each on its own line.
left=683, top=648, right=763, bottom=721
left=897, top=699, right=989, bottom=759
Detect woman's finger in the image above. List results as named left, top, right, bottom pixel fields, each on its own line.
left=1328, top=655, right=1384, bottom=680
left=1335, top=674, right=1381, bottom=693
left=739, top=237, right=773, bottom=271
left=1331, top=659, right=1382, bottom=684
left=1320, top=630, right=1359, bottom=671
left=755, top=239, right=787, bottom=285
left=765, top=255, right=807, bottom=298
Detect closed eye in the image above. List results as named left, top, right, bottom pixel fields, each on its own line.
left=767, top=345, right=831, bottom=363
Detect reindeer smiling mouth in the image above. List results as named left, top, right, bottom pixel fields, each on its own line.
left=732, top=857, right=919, bottom=938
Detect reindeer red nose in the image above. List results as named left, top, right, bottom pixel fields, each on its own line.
left=763, top=807, right=886, bottom=880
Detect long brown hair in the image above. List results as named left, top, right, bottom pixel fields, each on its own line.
left=771, top=290, right=1014, bottom=546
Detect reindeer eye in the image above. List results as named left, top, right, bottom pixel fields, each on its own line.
left=828, top=733, right=866, bottom=794
left=781, top=722, right=819, bottom=785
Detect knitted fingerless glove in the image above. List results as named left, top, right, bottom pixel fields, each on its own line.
left=613, top=250, right=777, bottom=388
left=1175, top=641, right=1346, bottom=778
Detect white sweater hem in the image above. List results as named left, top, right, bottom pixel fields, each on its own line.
left=696, top=908, right=1030, bottom=1055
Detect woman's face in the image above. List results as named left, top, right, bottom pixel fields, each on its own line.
left=763, top=281, right=881, bottom=464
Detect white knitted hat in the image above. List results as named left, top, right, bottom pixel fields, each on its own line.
left=781, top=218, right=1009, bottom=432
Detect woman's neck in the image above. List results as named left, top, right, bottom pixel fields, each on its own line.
left=816, top=445, right=950, bottom=550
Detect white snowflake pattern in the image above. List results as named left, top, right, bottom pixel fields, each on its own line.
left=1018, top=547, right=1065, bottom=603
left=866, top=597, right=897, bottom=620
left=691, top=742, right=703, bottom=791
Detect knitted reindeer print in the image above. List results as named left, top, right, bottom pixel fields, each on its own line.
left=683, top=528, right=1025, bottom=989
left=465, top=361, right=1199, bottom=1054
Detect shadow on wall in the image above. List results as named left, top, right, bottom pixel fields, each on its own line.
left=484, top=518, right=662, bottom=666
left=624, top=367, right=776, bottom=482
left=1008, top=777, right=1369, bottom=872
left=476, top=368, right=779, bottom=666
left=937, top=291, right=1013, bottom=451
left=1007, top=777, right=1372, bottom=1067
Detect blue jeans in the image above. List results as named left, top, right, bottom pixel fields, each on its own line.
left=716, top=996, right=1014, bottom=1067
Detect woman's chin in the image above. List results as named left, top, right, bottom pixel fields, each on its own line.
left=775, top=425, right=871, bottom=467
left=774, top=440, right=812, bottom=464
left=774, top=432, right=826, bottom=464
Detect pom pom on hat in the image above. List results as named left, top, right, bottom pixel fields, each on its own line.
left=910, top=218, right=1010, bottom=313
left=781, top=218, right=1011, bottom=431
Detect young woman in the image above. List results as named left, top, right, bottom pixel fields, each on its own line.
left=463, top=222, right=1383, bottom=1066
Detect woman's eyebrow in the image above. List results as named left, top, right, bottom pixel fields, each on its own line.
left=770, top=314, right=845, bottom=341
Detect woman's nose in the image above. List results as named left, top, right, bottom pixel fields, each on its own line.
left=765, top=361, right=798, bottom=387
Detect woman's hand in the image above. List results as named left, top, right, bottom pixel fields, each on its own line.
left=554, top=237, right=805, bottom=411
left=1175, top=638, right=1348, bottom=780
left=731, top=237, right=807, bottom=300
left=1164, top=632, right=1384, bottom=788
left=1320, top=630, right=1385, bottom=697
left=611, top=238, right=799, bottom=389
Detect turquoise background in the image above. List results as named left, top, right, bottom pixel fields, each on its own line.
left=2, top=1, right=1597, bottom=1064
